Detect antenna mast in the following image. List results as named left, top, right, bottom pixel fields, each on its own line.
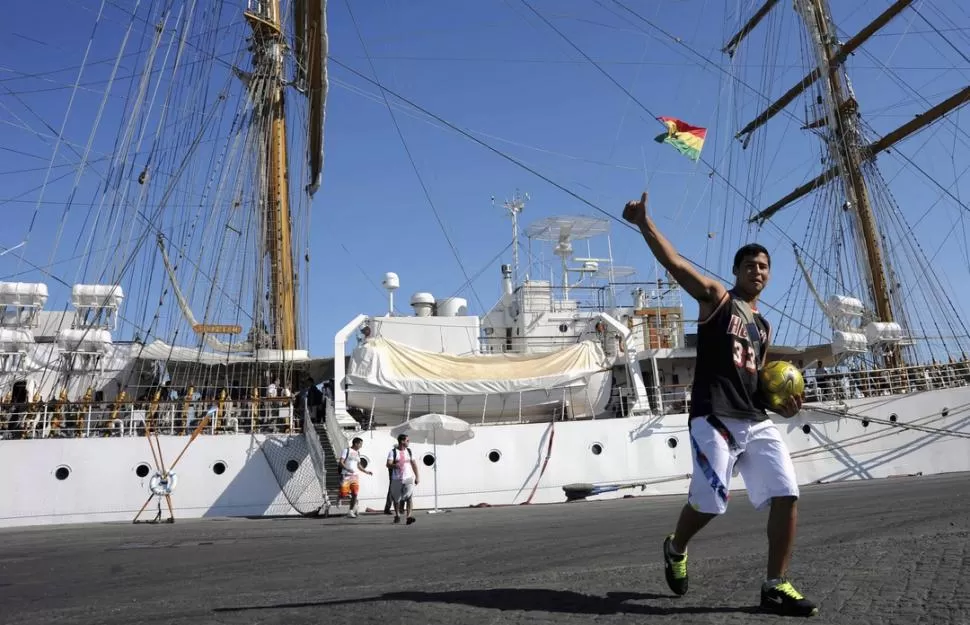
left=500, top=191, right=529, bottom=286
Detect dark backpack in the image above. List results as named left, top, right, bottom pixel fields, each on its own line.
left=391, top=447, right=413, bottom=459
left=390, top=447, right=412, bottom=472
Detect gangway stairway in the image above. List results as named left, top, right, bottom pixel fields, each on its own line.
left=301, top=390, right=348, bottom=516
left=316, top=421, right=343, bottom=497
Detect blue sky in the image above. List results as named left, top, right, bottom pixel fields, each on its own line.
left=2, top=0, right=969, bottom=359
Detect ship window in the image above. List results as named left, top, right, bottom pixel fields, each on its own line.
left=889, top=414, right=898, bottom=423
left=212, top=461, right=227, bottom=475
left=802, top=424, right=811, bottom=435
left=422, top=453, right=435, bottom=467
left=942, top=407, right=949, bottom=417
left=558, top=323, right=569, bottom=333
left=286, top=459, right=300, bottom=473
left=590, top=443, right=603, bottom=455
left=666, top=437, right=678, bottom=449
left=488, top=450, right=501, bottom=463
left=861, top=419, right=870, bottom=428
left=54, top=466, right=71, bottom=481
left=135, top=463, right=151, bottom=478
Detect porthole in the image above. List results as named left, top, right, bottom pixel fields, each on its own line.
left=54, top=466, right=70, bottom=481
left=285, top=459, right=299, bottom=473
left=861, top=419, right=870, bottom=428
left=802, top=424, right=811, bottom=435
left=488, top=450, right=501, bottom=463
left=889, top=414, right=898, bottom=423
left=558, top=323, right=569, bottom=333
left=212, top=461, right=227, bottom=475
left=942, top=407, right=949, bottom=417
left=359, top=456, right=370, bottom=470
left=135, top=463, right=151, bottom=478
left=591, top=443, right=603, bottom=455
left=666, top=437, right=678, bottom=449
left=422, top=453, right=435, bottom=467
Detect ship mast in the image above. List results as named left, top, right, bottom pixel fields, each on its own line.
left=795, top=0, right=898, bottom=366
left=725, top=0, right=970, bottom=368
left=245, top=0, right=298, bottom=351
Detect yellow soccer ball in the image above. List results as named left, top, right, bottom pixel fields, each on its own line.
left=759, top=360, right=805, bottom=414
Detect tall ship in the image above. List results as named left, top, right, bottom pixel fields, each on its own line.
left=2, top=0, right=969, bottom=527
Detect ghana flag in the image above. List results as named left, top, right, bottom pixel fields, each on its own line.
left=654, top=116, right=707, bottom=161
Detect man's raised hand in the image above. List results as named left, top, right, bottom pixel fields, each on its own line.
left=622, top=192, right=649, bottom=226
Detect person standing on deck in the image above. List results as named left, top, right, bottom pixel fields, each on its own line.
left=623, top=192, right=818, bottom=618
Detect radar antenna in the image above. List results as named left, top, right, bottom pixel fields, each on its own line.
left=525, top=216, right=610, bottom=300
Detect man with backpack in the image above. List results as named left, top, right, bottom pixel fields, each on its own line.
left=386, top=433, right=420, bottom=525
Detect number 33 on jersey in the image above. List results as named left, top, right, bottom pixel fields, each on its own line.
left=733, top=338, right=758, bottom=373
left=728, top=312, right=766, bottom=374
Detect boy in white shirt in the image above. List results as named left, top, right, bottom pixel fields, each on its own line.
left=338, top=437, right=372, bottom=518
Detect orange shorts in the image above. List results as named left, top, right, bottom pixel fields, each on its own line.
left=339, top=474, right=360, bottom=498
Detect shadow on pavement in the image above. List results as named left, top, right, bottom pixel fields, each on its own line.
left=214, top=587, right=764, bottom=616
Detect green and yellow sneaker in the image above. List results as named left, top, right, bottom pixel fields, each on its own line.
left=662, top=534, right=688, bottom=596
left=760, top=579, right=819, bottom=617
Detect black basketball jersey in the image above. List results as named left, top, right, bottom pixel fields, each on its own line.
left=689, top=289, right=770, bottom=422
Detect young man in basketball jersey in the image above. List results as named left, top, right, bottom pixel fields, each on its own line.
left=623, top=192, right=818, bottom=617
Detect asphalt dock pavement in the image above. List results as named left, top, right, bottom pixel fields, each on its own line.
left=1, top=472, right=968, bottom=625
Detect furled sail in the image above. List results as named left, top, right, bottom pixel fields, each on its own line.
left=293, top=0, right=328, bottom=196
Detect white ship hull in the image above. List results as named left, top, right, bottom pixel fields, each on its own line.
left=4, top=385, right=968, bottom=528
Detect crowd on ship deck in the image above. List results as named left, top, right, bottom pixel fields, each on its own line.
left=0, top=379, right=299, bottom=439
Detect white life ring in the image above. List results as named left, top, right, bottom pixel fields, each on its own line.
left=149, top=472, right=178, bottom=496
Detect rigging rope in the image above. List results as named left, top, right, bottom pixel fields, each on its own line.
left=20, top=0, right=109, bottom=274
left=342, top=0, right=487, bottom=314
left=331, top=56, right=835, bottom=342
left=789, top=399, right=970, bottom=462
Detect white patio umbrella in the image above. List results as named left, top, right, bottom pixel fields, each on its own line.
left=390, top=413, right=475, bottom=513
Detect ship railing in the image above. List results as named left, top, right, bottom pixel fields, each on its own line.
left=802, top=361, right=970, bottom=401
left=480, top=332, right=631, bottom=359
left=480, top=334, right=600, bottom=355
left=641, top=361, right=970, bottom=417
left=518, top=283, right=685, bottom=312
left=346, top=386, right=597, bottom=428
left=603, top=383, right=690, bottom=417
left=322, top=388, right=349, bottom=455
left=0, top=398, right=298, bottom=440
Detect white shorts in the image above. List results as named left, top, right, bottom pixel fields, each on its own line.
left=687, top=415, right=799, bottom=515
left=389, top=479, right=414, bottom=503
